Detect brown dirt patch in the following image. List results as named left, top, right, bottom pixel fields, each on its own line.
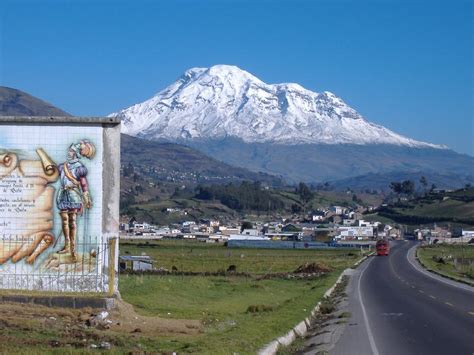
left=0, top=299, right=202, bottom=351
left=294, top=262, right=333, bottom=273
left=109, top=299, right=202, bottom=335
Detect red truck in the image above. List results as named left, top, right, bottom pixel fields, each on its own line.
left=376, top=239, right=390, bottom=256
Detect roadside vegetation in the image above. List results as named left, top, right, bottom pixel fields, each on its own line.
left=417, top=244, right=474, bottom=283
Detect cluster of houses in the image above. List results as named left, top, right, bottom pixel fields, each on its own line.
left=119, top=205, right=403, bottom=245
left=415, top=226, right=474, bottom=245
left=120, top=202, right=474, bottom=247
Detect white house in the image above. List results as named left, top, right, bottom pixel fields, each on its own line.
left=335, top=226, right=374, bottom=240
left=358, top=220, right=380, bottom=228
left=241, top=229, right=259, bottom=236
left=462, top=230, right=474, bottom=238
left=330, top=206, right=346, bottom=215
left=219, top=226, right=241, bottom=236
left=343, top=219, right=355, bottom=226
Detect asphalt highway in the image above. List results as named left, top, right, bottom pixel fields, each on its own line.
left=331, top=240, right=474, bottom=355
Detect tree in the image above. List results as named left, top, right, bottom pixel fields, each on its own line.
left=291, top=203, right=302, bottom=213
left=296, top=182, right=314, bottom=203
left=401, top=180, right=415, bottom=196
left=194, top=182, right=284, bottom=211
left=419, top=176, right=428, bottom=193
left=120, top=193, right=136, bottom=211
left=241, top=221, right=253, bottom=232
left=122, top=162, right=134, bottom=177
left=390, top=180, right=415, bottom=200
left=390, top=182, right=403, bottom=196
left=352, top=193, right=362, bottom=204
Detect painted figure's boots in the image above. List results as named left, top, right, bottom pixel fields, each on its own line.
left=68, top=212, right=77, bottom=261
left=58, top=211, right=70, bottom=254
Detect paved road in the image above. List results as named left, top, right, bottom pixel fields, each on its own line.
left=331, top=240, right=474, bottom=355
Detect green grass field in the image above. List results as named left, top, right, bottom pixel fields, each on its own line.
left=417, top=244, right=474, bottom=283
left=120, top=274, right=339, bottom=353
left=120, top=240, right=358, bottom=274
left=0, top=241, right=362, bottom=354
left=118, top=240, right=362, bottom=353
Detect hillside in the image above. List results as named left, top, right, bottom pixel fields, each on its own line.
left=365, top=187, right=474, bottom=226
left=185, top=139, right=474, bottom=185
left=120, top=135, right=284, bottom=214
left=121, top=134, right=282, bottom=185
left=330, top=171, right=474, bottom=192
left=122, top=181, right=385, bottom=225
left=0, top=86, right=71, bottom=116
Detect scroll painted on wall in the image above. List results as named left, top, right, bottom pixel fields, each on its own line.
left=0, top=125, right=105, bottom=292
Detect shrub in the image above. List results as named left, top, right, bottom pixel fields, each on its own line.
left=246, top=304, right=274, bottom=313
left=432, top=255, right=446, bottom=264
left=319, top=298, right=336, bottom=314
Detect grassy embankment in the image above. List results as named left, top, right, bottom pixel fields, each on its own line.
left=417, top=244, right=474, bottom=284
left=118, top=240, right=362, bottom=353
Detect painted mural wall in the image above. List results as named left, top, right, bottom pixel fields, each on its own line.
left=0, top=124, right=109, bottom=292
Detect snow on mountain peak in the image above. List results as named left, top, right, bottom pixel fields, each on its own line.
left=110, top=64, right=443, bottom=148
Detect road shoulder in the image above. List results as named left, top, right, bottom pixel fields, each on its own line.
left=328, top=257, right=377, bottom=355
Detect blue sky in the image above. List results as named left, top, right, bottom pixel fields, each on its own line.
left=1, top=0, right=472, bottom=155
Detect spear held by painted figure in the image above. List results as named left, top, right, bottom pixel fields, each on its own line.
left=56, top=140, right=95, bottom=260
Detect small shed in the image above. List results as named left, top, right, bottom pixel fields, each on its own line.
left=119, top=255, right=154, bottom=271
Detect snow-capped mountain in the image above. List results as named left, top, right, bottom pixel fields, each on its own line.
left=110, top=65, right=442, bottom=148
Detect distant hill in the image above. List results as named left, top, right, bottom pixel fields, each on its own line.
left=121, top=134, right=283, bottom=185
left=0, top=86, right=71, bottom=116
left=330, top=171, right=474, bottom=192
left=365, top=187, right=474, bottom=226
left=186, top=139, right=474, bottom=186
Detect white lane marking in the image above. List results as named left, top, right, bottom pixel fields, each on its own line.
left=406, top=245, right=474, bottom=293
left=358, top=257, right=380, bottom=355
left=445, top=302, right=454, bottom=307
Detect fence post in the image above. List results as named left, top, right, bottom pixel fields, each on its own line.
left=108, top=237, right=117, bottom=296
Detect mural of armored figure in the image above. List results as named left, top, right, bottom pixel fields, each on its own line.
left=57, top=140, right=95, bottom=260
